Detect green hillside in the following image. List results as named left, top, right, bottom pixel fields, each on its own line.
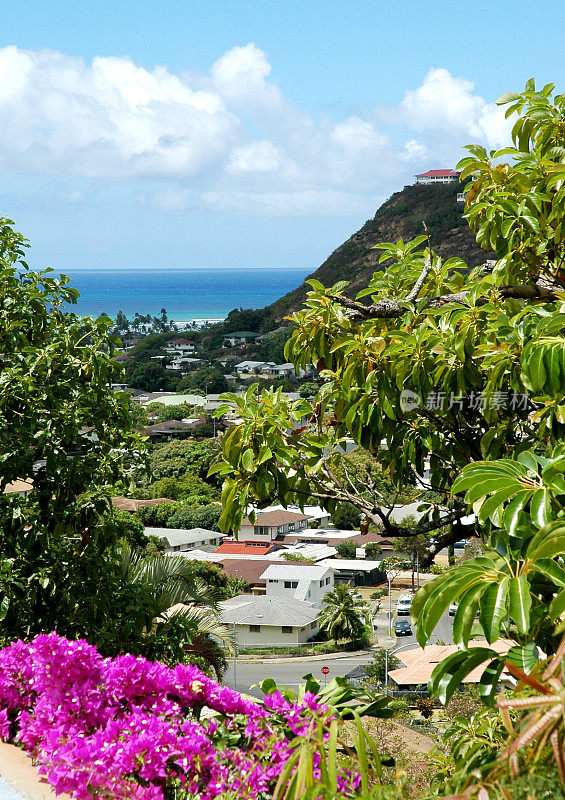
left=265, top=181, right=492, bottom=323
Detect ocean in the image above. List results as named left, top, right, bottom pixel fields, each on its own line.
left=51, top=268, right=311, bottom=323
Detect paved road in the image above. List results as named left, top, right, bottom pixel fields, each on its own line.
left=225, top=652, right=374, bottom=697
left=225, top=609, right=454, bottom=697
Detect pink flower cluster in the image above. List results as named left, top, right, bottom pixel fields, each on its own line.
left=0, top=633, right=358, bottom=799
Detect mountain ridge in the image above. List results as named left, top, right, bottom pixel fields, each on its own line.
left=264, top=181, right=493, bottom=323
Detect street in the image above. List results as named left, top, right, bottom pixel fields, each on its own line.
left=224, top=608, right=454, bottom=697
left=224, top=652, right=374, bottom=697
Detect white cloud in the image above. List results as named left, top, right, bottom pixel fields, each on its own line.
left=226, top=141, right=281, bottom=174
left=0, top=46, right=514, bottom=216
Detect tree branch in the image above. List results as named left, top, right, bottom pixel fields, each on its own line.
left=327, top=282, right=557, bottom=321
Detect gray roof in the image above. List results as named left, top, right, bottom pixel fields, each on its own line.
left=319, top=558, right=383, bottom=571
left=145, top=527, right=225, bottom=548
left=219, top=595, right=318, bottom=627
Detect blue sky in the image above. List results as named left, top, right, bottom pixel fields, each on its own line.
left=2, top=0, right=564, bottom=270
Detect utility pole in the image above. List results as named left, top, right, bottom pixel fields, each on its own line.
left=233, top=621, right=237, bottom=691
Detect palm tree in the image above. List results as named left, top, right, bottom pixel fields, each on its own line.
left=318, top=583, right=367, bottom=643
left=120, top=546, right=232, bottom=677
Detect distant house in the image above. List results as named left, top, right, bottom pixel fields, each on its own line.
left=140, top=419, right=205, bottom=441
left=234, top=361, right=302, bottom=379
left=261, top=562, right=334, bottom=605
left=414, top=169, right=460, bottom=185
left=146, top=526, right=225, bottom=552
left=219, top=595, right=319, bottom=648
left=238, top=509, right=310, bottom=542
left=215, top=541, right=280, bottom=557
left=165, top=357, right=202, bottom=372
left=223, top=331, right=259, bottom=347
left=163, top=338, right=196, bottom=355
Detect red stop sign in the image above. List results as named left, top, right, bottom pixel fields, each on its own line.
left=321, top=666, right=330, bottom=675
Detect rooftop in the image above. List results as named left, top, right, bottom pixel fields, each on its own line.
left=389, top=640, right=512, bottom=686
left=242, top=509, right=310, bottom=527
left=219, top=595, right=318, bottom=627
left=260, top=563, right=333, bottom=581
left=145, top=527, right=224, bottom=548
left=215, top=542, right=277, bottom=556
left=414, top=169, right=460, bottom=177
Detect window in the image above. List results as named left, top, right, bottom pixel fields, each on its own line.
left=310, top=621, right=317, bottom=629
left=319, top=580, right=323, bottom=587
left=254, top=526, right=269, bottom=535
left=288, top=522, right=295, bottom=531
left=284, top=581, right=298, bottom=589
left=326, top=577, right=331, bottom=585
left=299, top=520, right=306, bottom=528
left=281, top=626, right=293, bottom=634
left=249, top=625, right=261, bottom=632
left=277, top=526, right=284, bottom=534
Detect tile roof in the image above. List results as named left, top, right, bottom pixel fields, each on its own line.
left=415, top=169, right=460, bottom=177
left=241, top=509, right=310, bottom=527
left=215, top=542, right=276, bottom=556
left=219, top=595, right=318, bottom=627
left=220, top=559, right=273, bottom=585
left=388, top=640, right=512, bottom=686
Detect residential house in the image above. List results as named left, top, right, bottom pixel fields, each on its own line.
left=414, top=169, right=460, bottom=185
left=223, top=331, right=259, bottom=347
left=317, top=558, right=384, bottom=586
left=140, top=419, right=205, bottom=441
left=163, top=338, right=196, bottom=355
left=238, top=509, right=310, bottom=542
left=165, top=357, right=202, bottom=372
left=215, top=541, right=281, bottom=557
left=146, top=526, right=225, bottom=552
left=219, top=595, right=319, bottom=648
left=261, top=563, right=334, bottom=605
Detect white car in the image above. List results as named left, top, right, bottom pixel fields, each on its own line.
left=448, top=602, right=458, bottom=616
left=396, top=594, right=413, bottom=616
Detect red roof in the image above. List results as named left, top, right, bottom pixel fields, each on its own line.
left=415, top=169, right=460, bottom=177
left=216, top=542, right=275, bottom=556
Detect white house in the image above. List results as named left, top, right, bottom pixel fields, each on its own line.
left=223, top=331, right=259, bottom=347
left=145, top=527, right=226, bottom=552
left=163, top=339, right=196, bottom=355
left=165, top=357, right=202, bottom=372
left=261, top=563, right=334, bottom=605
left=238, top=509, right=310, bottom=542
left=414, top=169, right=460, bottom=185
left=219, top=595, right=319, bottom=648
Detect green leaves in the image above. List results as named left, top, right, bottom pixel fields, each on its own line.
left=508, top=575, right=531, bottom=635
left=479, top=578, right=510, bottom=644
left=521, top=337, right=565, bottom=395
left=429, top=647, right=500, bottom=705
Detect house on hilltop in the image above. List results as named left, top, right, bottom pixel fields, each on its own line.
left=238, top=509, right=310, bottom=542
left=414, top=169, right=460, bottom=185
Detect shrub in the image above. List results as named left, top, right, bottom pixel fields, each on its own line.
left=416, top=696, right=434, bottom=719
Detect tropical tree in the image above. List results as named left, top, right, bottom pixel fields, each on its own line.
left=210, top=80, right=565, bottom=793
left=0, top=218, right=146, bottom=651
left=119, top=546, right=231, bottom=677
left=318, top=584, right=367, bottom=642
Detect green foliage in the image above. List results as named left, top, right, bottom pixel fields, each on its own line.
left=365, top=542, right=384, bottom=559
left=149, top=438, right=221, bottom=482
left=318, top=584, right=367, bottom=642
left=177, top=366, right=228, bottom=394
left=415, top=696, right=434, bottom=719
left=150, top=472, right=217, bottom=502
left=0, top=218, right=149, bottom=652
left=332, top=503, right=361, bottom=529
left=335, top=540, right=357, bottom=559
left=281, top=553, right=316, bottom=563
left=138, top=501, right=222, bottom=531
left=364, top=648, right=400, bottom=683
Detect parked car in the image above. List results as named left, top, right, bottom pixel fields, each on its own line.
left=396, top=593, right=413, bottom=616
left=394, top=619, right=412, bottom=636
left=449, top=602, right=479, bottom=617
left=454, top=540, right=468, bottom=549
